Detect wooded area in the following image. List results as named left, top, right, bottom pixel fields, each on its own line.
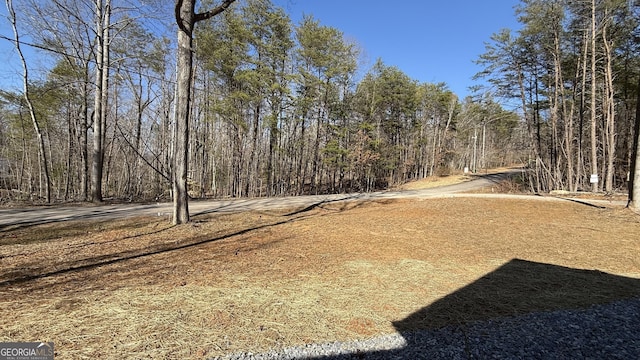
left=0, top=0, right=638, bottom=208
left=477, top=0, right=640, bottom=195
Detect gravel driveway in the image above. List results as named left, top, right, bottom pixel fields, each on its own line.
left=215, top=296, right=640, bottom=359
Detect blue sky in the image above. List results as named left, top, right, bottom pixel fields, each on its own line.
left=0, top=1, right=523, bottom=99
left=274, top=0, right=523, bottom=99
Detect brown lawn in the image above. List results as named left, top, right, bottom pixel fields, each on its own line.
left=1, top=182, right=639, bottom=359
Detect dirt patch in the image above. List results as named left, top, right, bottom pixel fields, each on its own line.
left=1, top=197, right=639, bottom=359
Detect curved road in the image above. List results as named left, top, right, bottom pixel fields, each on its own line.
left=0, top=169, right=537, bottom=230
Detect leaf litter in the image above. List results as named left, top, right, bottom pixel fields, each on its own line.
left=1, top=193, right=639, bottom=359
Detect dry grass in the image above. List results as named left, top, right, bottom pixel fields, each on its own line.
left=397, top=174, right=472, bottom=190
left=1, top=197, right=639, bottom=359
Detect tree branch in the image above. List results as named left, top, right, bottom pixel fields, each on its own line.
left=115, top=123, right=171, bottom=183
left=194, top=0, right=236, bottom=23
left=175, top=0, right=189, bottom=34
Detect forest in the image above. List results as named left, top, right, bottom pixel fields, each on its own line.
left=0, top=0, right=638, bottom=205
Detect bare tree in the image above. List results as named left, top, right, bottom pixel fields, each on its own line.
left=91, top=0, right=111, bottom=202
left=173, top=0, right=236, bottom=224
left=602, top=13, right=616, bottom=193
left=6, top=0, right=51, bottom=203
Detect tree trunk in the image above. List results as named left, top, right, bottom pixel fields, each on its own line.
left=91, top=0, right=111, bottom=203
left=602, top=20, right=616, bottom=193
left=590, top=0, right=599, bottom=193
left=266, top=112, right=277, bottom=196
left=246, top=102, right=261, bottom=197
left=629, top=76, right=640, bottom=212
left=577, top=30, right=589, bottom=191
left=173, top=0, right=194, bottom=224
left=173, top=0, right=236, bottom=224
left=551, top=26, right=564, bottom=189
left=297, top=116, right=307, bottom=195
left=65, top=102, right=73, bottom=200
left=81, top=66, right=90, bottom=200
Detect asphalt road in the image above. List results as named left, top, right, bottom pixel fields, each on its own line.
left=0, top=170, right=531, bottom=230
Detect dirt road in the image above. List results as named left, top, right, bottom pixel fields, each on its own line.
left=0, top=169, right=537, bottom=230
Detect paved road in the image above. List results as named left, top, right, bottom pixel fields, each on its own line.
left=0, top=169, right=538, bottom=230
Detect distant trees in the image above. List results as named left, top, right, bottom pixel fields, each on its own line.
left=476, top=0, right=639, bottom=194
left=5, top=0, right=50, bottom=203
left=1, top=0, right=173, bottom=202
left=23, top=0, right=97, bottom=200
left=1, top=0, right=542, bottom=208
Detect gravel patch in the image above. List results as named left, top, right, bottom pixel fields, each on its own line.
left=212, top=296, right=640, bottom=359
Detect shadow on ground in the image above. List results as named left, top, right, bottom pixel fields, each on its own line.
left=313, top=259, right=640, bottom=359
left=0, top=199, right=368, bottom=292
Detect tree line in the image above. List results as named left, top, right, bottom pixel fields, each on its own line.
left=476, top=0, right=640, bottom=194
left=1, top=0, right=638, bottom=212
